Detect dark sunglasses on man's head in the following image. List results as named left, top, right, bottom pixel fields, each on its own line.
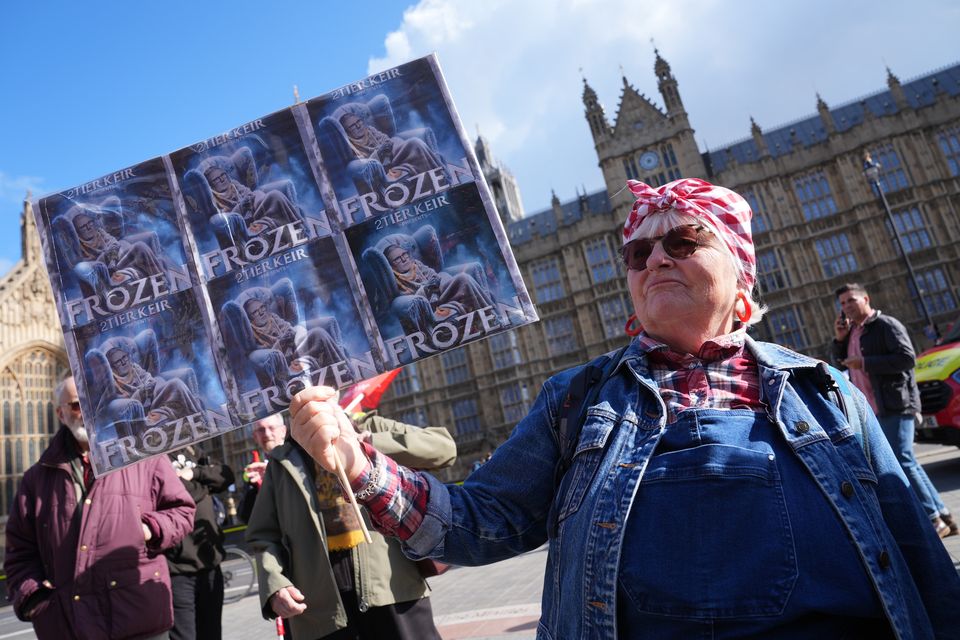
left=620, top=225, right=706, bottom=271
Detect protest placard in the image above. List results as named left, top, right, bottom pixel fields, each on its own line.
left=33, top=54, right=538, bottom=475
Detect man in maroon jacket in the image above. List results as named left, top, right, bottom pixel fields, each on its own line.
left=4, top=374, right=196, bottom=640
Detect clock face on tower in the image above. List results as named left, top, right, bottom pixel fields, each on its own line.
left=639, top=151, right=660, bottom=171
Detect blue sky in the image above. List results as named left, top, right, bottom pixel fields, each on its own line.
left=2, top=0, right=958, bottom=272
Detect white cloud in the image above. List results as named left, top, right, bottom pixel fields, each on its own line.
left=0, top=171, right=44, bottom=206
left=369, top=0, right=475, bottom=72
left=364, top=0, right=730, bottom=212
left=368, top=0, right=960, bottom=214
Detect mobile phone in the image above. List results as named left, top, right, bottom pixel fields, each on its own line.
left=840, top=311, right=847, bottom=322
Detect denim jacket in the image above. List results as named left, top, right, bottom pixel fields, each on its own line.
left=404, top=338, right=960, bottom=639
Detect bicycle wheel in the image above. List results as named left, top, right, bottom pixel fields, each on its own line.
left=221, top=546, right=257, bottom=604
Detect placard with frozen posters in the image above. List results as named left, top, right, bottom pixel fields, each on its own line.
left=345, top=183, right=536, bottom=368
left=169, top=108, right=334, bottom=281
left=306, top=55, right=478, bottom=226
left=34, top=157, right=195, bottom=330
left=30, top=53, right=538, bottom=476
left=205, top=234, right=381, bottom=422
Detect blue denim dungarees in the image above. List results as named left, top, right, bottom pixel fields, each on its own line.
left=617, top=408, right=892, bottom=638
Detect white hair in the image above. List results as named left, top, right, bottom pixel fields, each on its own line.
left=254, top=413, right=286, bottom=429
left=54, top=374, right=74, bottom=404
left=629, top=210, right=766, bottom=326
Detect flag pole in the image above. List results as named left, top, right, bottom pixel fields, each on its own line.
left=332, top=447, right=373, bottom=544
left=332, top=394, right=372, bottom=544
left=344, top=393, right=365, bottom=413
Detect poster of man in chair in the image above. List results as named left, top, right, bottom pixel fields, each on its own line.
left=170, top=108, right=334, bottom=280
left=205, top=235, right=380, bottom=421
left=307, top=55, right=478, bottom=225
left=70, top=289, right=234, bottom=473
left=35, top=157, right=195, bottom=329
left=346, top=184, right=533, bottom=367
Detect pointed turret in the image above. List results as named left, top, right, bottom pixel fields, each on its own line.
left=582, top=77, right=610, bottom=142
left=474, top=135, right=525, bottom=224
left=551, top=189, right=565, bottom=227
left=578, top=185, right=589, bottom=213
left=474, top=134, right=493, bottom=171
left=816, top=94, right=835, bottom=135
left=750, top=117, right=768, bottom=157
left=21, top=195, right=40, bottom=265
left=887, top=66, right=908, bottom=110
left=655, top=49, right=685, bottom=117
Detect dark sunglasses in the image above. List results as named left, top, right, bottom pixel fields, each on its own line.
left=620, top=225, right=706, bottom=271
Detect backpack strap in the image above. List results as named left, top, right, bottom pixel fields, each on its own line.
left=553, top=346, right=628, bottom=490
left=810, top=361, right=870, bottom=465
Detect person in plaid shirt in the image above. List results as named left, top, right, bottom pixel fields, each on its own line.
left=289, top=178, right=960, bottom=639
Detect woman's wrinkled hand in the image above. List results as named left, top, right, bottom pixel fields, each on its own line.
left=289, top=386, right=368, bottom=481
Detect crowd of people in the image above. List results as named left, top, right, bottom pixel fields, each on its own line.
left=2, top=371, right=459, bottom=640
left=5, top=177, right=960, bottom=639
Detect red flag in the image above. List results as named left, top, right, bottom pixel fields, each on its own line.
left=339, top=369, right=401, bottom=411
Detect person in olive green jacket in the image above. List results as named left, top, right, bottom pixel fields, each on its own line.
left=245, top=411, right=456, bottom=640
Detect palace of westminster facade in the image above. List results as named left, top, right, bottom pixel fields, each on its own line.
left=1, top=53, right=959, bottom=502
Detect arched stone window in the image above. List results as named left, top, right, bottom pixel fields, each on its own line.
left=0, top=348, right=69, bottom=478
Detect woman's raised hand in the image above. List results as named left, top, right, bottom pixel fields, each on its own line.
left=289, top=386, right=368, bottom=481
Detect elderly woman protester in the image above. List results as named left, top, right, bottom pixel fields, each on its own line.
left=288, top=178, right=960, bottom=639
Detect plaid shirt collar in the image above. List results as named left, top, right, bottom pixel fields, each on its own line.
left=635, top=328, right=748, bottom=367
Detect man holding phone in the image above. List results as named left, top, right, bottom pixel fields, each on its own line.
left=832, top=283, right=956, bottom=539
left=238, top=414, right=288, bottom=524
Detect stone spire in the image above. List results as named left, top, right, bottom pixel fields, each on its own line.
left=582, top=76, right=610, bottom=142
left=21, top=195, right=41, bottom=265
left=816, top=93, right=835, bottom=135
left=750, top=117, right=768, bottom=156
left=887, top=66, right=908, bottom=110
left=474, top=135, right=525, bottom=224
left=655, top=49, right=685, bottom=117
left=475, top=132, right=493, bottom=171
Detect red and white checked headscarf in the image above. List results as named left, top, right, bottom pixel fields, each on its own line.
left=622, top=178, right=756, bottom=290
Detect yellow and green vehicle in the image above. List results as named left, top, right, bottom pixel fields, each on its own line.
left=916, top=321, right=960, bottom=447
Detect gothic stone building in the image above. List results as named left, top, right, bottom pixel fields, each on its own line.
left=380, top=53, right=960, bottom=479
left=0, top=203, right=71, bottom=546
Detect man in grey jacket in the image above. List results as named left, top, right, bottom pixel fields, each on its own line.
left=245, top=411, right=456, bottom=639
left=832, top=282, right=955, bottom=538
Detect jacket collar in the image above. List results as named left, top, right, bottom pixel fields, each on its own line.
left=268, top=440, right=311, bottom=476
left=620, top=334, right=822, bottom=375
left=39, top=426, right=82, bottom=469
left=745, top=335, right=823, bottom=372
left=270, top=440, right=325, bottom=533
left=860, top=309, right=882, bottom=327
